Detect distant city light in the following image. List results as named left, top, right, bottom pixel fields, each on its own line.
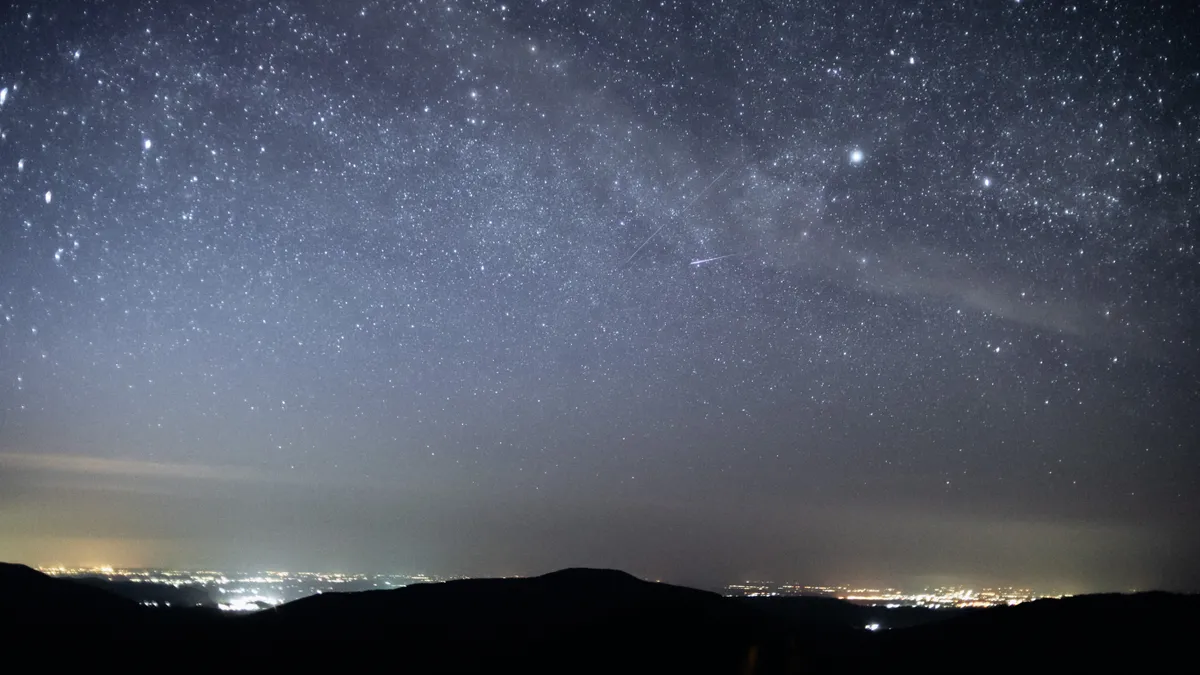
left=40, top=567, right=1067, bottom=613
left=865, top=622, right=882, bottom=631
left=40, top=566, right=437, bottom=610
left=723, top=581, right=1059, bottom=608
left=219, top=596, right=281, bottom=612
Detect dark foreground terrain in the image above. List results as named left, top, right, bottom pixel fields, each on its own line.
left=4, top=562, right=1196, bottom=673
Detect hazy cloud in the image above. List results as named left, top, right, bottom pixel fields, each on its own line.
left=857, top=243, right=1099, bottom=336
left=0, top=452, right=272, bottom=483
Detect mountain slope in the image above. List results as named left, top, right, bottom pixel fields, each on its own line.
left=238, top=567, right=786, bottom=672
left=1, top=562, right=143, bottom=623
left=2, top=562, right=1196, bottom=673
left=871, top=591, right=1200, bottom=670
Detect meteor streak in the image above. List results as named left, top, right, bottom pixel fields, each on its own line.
left=620, top=163, right=739, bottom=267
left=689, top=253, right=742, bottom=267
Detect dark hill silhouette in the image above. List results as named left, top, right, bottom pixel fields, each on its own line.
left=873, top=591, right=1200, bottom=670
left=3, top=562, right=1197, bottom=673
left=239, top=567, right=792, bottom=672
left=0, top=562, right=143, bottom=624
left=260, top=566, right=734, bottom=629
left=2, top=562, right=224, bottom=638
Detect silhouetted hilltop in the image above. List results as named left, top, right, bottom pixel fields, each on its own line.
left=242, top=567, right=783, bottom=672
left=2, top=563, right=226, bottom=638
left=262, top=566, right=735, bottom=630
left=873, top=590, right=1200, bottom=669
left=0, top=562, right=143, bottom=624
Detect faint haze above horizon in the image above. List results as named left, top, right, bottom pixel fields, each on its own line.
left=0, top=1, right=1197, bottom=593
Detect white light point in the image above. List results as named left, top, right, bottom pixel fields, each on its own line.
left=144, top=139, right=153, bottom=150
left=850, top=149, right=864, bottom=164
left=0, top=87, right=7, bottom=105
left=865, top=623, right=881, bottom=632
left=18, top=159, right=25, bottom=172
left=44, top=190, right=52, bottom=204
left=982, top=177, right=991, bottom=187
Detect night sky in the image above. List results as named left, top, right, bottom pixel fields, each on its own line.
left=1, top=1, right=1197, bottom=593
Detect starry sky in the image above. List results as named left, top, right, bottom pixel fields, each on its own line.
left=1, top=1, right=1197, bottom=592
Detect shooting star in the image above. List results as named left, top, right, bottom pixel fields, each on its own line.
left=689, top=253, right=742, bottom=267
left=620, top=162, right=739, bottom=267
